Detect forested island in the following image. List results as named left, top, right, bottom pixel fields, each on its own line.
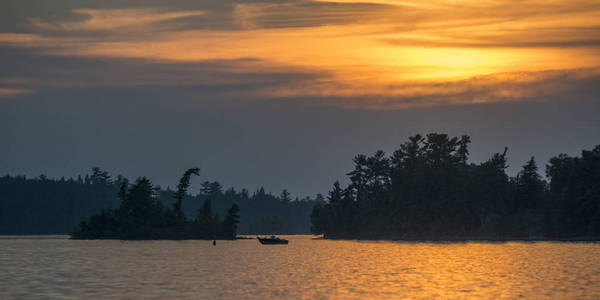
left=311, top=133, right=600, bottom=241
left=72, top=168, right=243, bottom=239
left=0, top=169, right=318, bottom=236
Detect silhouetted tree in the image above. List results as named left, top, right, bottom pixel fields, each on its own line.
left=90, top=167, right=112, bottom=186
left=311, top=133, right=600, bottom=240
left=195, top=199, right=214, bottom=238
left=546, top=145, right=600, bottom=238
left=173, top=168, right=200, bottom=213
left=221, top=203, right=240, bottom=239
left=280, top=189, right=292, bottom=202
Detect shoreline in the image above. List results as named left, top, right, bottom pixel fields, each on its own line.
left=2, top=234, right=598, bottom=242
left=322, top=236, right=600, bottom=243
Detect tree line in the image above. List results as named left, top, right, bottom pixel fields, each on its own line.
left=0, top=168, right=319, bottom=235
left=311, top=133, right=600, bottom=240
left=72, top=168, right=242, bottom=239
left=0, top=168, right=122, bottom=234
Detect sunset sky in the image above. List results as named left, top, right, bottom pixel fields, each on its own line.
left=1, top=0, right=599, bottom=196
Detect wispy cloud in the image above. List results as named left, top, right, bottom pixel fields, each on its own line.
left=29, top=8, right=205, bottom=33
left=0, top=0, right=599, bottom=108
left=0, top=87, right=34, bottom=98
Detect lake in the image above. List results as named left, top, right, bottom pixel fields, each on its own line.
left=1, top=235, right=599, bottom=299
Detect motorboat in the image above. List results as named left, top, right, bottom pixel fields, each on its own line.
left=257, top=235, right=288, bottom=245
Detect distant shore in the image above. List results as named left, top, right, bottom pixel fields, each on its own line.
left=2, top=234, right=597, bottom=242
left=69, top=235, right=277, bottom=240
left=69, top=235, right=253, bottom=240
left=322, top=235, right=600, bottom=242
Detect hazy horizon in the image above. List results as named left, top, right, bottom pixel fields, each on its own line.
left=1, top=0, right=599, bottom=197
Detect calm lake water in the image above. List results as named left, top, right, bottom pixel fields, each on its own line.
left=1, top=235, right=599, bottom=299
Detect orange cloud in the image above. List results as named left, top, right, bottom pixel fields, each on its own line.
left=0, top=87, right=34, bottom=98
left=0, top=1, right=599, bottom=107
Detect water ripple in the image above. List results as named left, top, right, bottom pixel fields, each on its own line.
left=1, top=236, right=599, bottom=299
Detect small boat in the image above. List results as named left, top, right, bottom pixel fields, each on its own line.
left=257, top=235, right=288, bottom=245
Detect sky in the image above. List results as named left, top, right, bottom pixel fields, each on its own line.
left=0, top=0, right=599, bottom=197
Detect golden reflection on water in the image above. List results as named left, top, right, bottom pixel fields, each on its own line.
left=1, top=236, right=600, bottom=299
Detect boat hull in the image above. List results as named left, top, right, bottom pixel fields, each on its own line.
left=257, top=237, right=288, bottom=244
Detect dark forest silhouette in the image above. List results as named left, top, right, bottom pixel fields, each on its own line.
left=0, top=168, right=318, bottom=236
left=311, top=133, right=600, bottom=240
left=72, top=168, right=242, bottom=239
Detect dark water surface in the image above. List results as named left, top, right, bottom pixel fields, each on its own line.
left=1, top=235, right=599, bottom=299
